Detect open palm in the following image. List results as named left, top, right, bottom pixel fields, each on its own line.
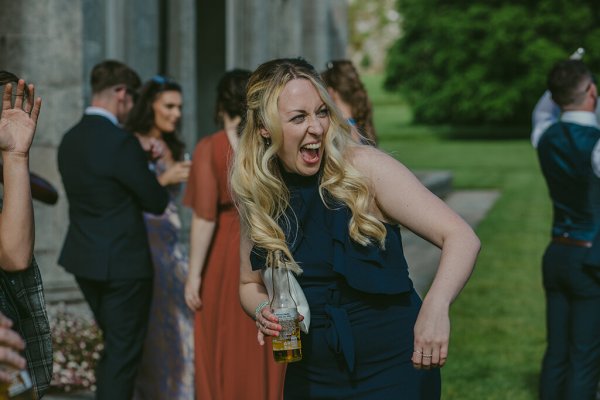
left=0, top=80, right=41, bottom=154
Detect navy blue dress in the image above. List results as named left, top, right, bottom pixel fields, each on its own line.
left=252, top=170, right=441, bottom=400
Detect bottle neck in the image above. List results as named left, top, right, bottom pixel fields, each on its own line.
left=270, top=266, right=297, bottom=309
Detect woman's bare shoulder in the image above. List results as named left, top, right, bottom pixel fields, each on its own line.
left=346, top=145, right=402, bottom=177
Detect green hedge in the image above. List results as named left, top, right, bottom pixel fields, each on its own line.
left=385, top=0, right=600, bottom=126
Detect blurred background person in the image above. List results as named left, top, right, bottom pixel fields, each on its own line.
left=322, top=59, right=377, bottom=145
left=183, top=69, right=285, bottom=400
left=125, top=75, right=194, bottom=399
left=58, top=60, right=168, bottom=400
left=531, top=48, right=590, bottom=148
left=0, top=72, right=53, bottom=397
left=535, top=59, right=600, bottom=399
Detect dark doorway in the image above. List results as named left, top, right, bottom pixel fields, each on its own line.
left=196, top=0, right=227, bottom=139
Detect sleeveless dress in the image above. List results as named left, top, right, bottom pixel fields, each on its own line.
left=251, top=170, right=441, bottom=400
left=134, top=160, right=195, bottom=399
left=183, top=130, right=286, bottom=400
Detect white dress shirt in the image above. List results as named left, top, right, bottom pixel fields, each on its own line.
left=84, top=106, right=119, bottom=126
left=531, top=91, right=600, bottom=177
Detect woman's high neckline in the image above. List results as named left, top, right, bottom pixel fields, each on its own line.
left=279, top=165, right=320, bottom=188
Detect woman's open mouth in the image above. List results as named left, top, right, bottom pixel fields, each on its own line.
left=300, top=142, right=321, bottom=164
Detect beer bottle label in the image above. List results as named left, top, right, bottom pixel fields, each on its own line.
left=7, top=370, right=33, bottom=396
left=273, top=308, right=301, bottom=350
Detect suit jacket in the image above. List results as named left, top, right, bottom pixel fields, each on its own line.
left=57, top=114, right=169, bottom=281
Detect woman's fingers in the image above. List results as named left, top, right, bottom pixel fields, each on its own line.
left=0, top=327, right=24, bottom=351
left=256, top=311, right=281, bottom=338
left=13, top=80, right=25, bottom=110
left=185, top=294, right=200, bottom=311
left=184, top=283, right=202, bottom=311
left=427, top=346, right=440, bottom=368
left=31, top=96, right=42, bottom=124
left=422, top=349, right=433, bottom=369
left=257, top=329, right=265, bottom=346
left=411, top=349, right=421, bottom=368
left=178, top=164, right=190, bottom=180
left=260, top=317, right=280, bottom=336
left=412, top=347, right=445, bottom=369
left=2, top=83, right=12, bottom=111
left=0, top=346, right=26, bottom=372
left=439, top=344, right=448, bottom=367
left=0, top=325, right=26, bottom=373
left=177, top=161, right=191, bottom=180
left=23, top=84, right=34, bottom=114
left=412, top=349, right=432, bottom=369
left=0, top=312, right=13, bottom=329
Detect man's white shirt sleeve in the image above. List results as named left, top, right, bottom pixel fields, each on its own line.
left=531, top=91, right=560, bottom=148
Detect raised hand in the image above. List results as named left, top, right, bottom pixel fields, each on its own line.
left=0, top=80, right=41, bottom=156
left=146, top=137, right=165, bottom=162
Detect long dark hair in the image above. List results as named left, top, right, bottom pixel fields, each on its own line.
left=125, top=75, right=185, bottom=160
left=213, top=69, right=251, bottom=129
left=322, top=60, right=377, bottom=144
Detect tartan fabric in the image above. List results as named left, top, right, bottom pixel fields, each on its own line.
left=0, top=256, right=53, bottom=397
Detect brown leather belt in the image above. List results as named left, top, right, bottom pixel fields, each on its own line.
left=552, top=236, right=593, bottom=248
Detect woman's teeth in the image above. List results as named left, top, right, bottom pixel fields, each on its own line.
left=302, top=143, right=320, bottom=150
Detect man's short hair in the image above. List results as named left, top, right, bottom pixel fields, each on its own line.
left=90, top=60, right=141, bottom=94
left=547, top=60, right=593, bottom=107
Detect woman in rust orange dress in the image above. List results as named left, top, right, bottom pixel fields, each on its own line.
left=183, top=69, right=285, bottom=399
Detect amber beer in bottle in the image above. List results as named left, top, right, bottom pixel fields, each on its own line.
left=0, top=369, right=35, bottom=400
left=270, top=259, right=302, bottom=363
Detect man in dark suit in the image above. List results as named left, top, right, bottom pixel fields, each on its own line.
left=535, top=59, right=600, bottom=399
left=57, top=60, right=169, bottom=400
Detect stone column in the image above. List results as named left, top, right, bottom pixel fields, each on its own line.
left=230, top=0, right=347, bottom=70
left=166, top=0, right=199, bottom=244
left=167, top=0, right=198, bottom=151
left=123, top=0, right=160, bottom=80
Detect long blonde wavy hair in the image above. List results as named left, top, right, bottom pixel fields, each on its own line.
left=230, top=58, right=386, bottom=273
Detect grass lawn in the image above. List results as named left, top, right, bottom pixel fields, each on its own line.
left=365, top=74, right=551, bottom=399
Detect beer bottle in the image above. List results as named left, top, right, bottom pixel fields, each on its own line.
left=270, top=255, right=302, bottom=363
left=0, top=369, right=35, bottom=400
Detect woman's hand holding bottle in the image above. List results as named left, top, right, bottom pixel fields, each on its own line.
left=157, top=160, right=191, bottom=186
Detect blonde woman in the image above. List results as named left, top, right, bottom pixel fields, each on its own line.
left=231, top=58, right=480, bottom=399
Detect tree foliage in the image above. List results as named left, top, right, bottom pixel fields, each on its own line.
left=385, top=0, right=600, bottom=125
